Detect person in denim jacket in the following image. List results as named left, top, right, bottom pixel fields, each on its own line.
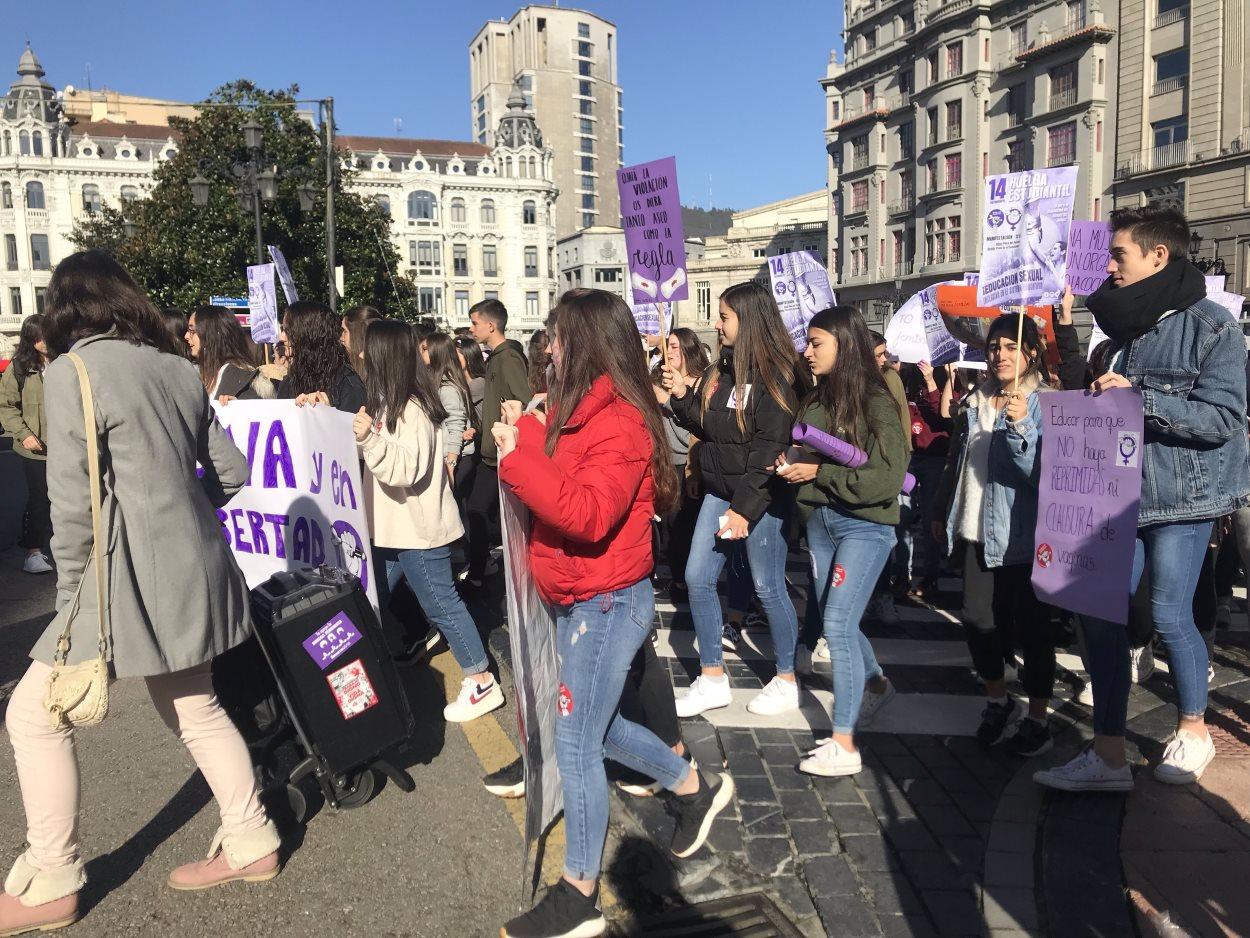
left=936, top=314, right=1056, bottom=757
left=1035, top=206, right=1250, bottom=794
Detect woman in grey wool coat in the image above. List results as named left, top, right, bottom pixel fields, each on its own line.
left=0, top=252, right=281, bottom=937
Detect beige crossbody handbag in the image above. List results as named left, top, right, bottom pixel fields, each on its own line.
left=44, top=351, right=111, bottom=729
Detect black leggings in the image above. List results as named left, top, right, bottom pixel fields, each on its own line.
left=960, top=541, right=1055, bottom=701
left=456, top=454, right=498, bottom=579
left=660, top=482, right=700, bottom=586
left=19, top=458, right=51, bottom=552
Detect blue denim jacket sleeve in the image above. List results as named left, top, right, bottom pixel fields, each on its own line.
left=997, top=392, right=1042, bottom=489
left=1140, top=322, right=1247, bottom=446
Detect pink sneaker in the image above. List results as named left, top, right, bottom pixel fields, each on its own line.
left=168, top=822, right=282, bottom=891
left=0, top=891, right=78, bottom=936
left=0, top=854, right=83, bottom=937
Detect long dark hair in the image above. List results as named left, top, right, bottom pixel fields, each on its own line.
left=342, top=305, right=382, bottom=377
left=705, top=281, right=798, bottom=430
left=43, top=250, right=177, bottom=357
left=283, top=301, right=351, bottom=398
left=984, top=314, right=1048, bottom=390
left=191, top=305, right=258, bottom=389
left=425, top=331, right=476, bottom=430
left=11, top=314, right=45, bottom=376
left=162, top=307, right=190, bottom=358
left=805, top=306, right=894, bottom=451
left=363, top=319, right=446, bottom=433
left=545, top=289, right=678, bottom=513
left=651, top=326, right=709, bottom=385
left=528, top=329, right=550, bottom=395
left=455, top=336, right=486, bottom=379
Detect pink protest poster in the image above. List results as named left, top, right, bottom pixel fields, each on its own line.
left=617, top=157, right=688, bottom=304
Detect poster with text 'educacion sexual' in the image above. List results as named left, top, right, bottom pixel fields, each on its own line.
left=1032, top=389, right=1143, bottom=625
left=978, top=167, right=1078, bottom=309
left=617, top=156, right=688, bottom=304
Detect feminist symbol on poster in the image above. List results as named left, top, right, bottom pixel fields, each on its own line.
left=617, top=156, right=688, bottom=304
left=1031, top=389, right=1144, bottom=625
left=768, top=251, right=837, bottom=352
left=978, top=167, right=1079, bottom=309
left=246, top=263, right=279, bottom=344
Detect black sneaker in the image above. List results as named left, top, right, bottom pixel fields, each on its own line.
left=501, top=879, right=605, bottom=938
left=976, top=698, right=1021, bottom=749
left=721, top=621, right=741, bottom=653
left=1005, top=718, right=1053, bottom=757
left=483, top=758, right=525, bottom=799
left=670, top=770, right=736, bottom=858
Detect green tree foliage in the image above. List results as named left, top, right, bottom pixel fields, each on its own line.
left=72, top=81, right=414, bottom=315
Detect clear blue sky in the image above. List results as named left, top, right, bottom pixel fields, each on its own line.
left=12, top=0, right=843, bottom=210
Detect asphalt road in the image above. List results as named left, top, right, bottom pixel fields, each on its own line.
left=0, top=547, right=529, bottom=937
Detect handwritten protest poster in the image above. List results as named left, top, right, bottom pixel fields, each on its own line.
left=1065, top=221, right=1111, bottom=295
left=267, top=245, right=299, bottom=305
left=1205, top=275, right=1226, bottom=293
left=246, top=263, right=279, bottom=344
left=629, top=301, right=672, bottom=337
left=1207, top=289, right=1246, bottom=319
left=885, top=286, right=958, bottom=365
left=1032, top=389, right=1144, bottom=624
left=210, top=401, right=377, bottom=611
left=978, top=167, right=1078, bottom=309
left=617, top=157, right=688, bottom=304
left=768, top=251, right=837, bottom=351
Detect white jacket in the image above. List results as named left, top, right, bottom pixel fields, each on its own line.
left=358, top=398, right=464, bottom=550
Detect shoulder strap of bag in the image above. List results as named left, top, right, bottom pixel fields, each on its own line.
left=54, top=353, right=108, bottom=664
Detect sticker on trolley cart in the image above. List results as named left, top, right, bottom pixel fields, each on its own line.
left=302, top=612, right=363, bottom=670
left=326, top=660, right=378, bottom=719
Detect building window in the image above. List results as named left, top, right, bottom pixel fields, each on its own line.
left=579, top=60, right=591, bottom=77
left=580, top=155, right=595, bottom=172
left=901, top=10, right=915, bottom=33
left=578, top=21, right=590, bottom=38
left=29, top=234, right=50, bottom=271
left=1096, top=120, right=1103, bottom=152
left=34, top=287, right=45, bottom=315
left=582, top=211, right=596, bottom=228
left=455, top=290, right=470, bottom=318
left=525, top=292, right=540, bottom=319
left=450, top=198, right=466, bottom=223
left=1153, top=116, right=1188, bottom=149
left=927, top=50, right=939, bottom=83
left=1049, top=61, right=1078, bottom=109
left=949, top=217, right=962, bottom=261
left=900, top=169, right=915, bottom=201
left=579, top=98, right=594, bottom=116
left=926, top=107, right=938, bottom=146
left=1048, top=121, right=1077, bottom=166
left=579, top=118, right=594, bottom=135
left=851, top=180, right=868, bottom=211
left=483, top=244, right=498, bottom=277
left=594, top=267, right=621, bottom=284
left=696, top=281, right=711, bottom=321
left=481, top=199, right=496, bottom=224
left=18, top=130, right=30, bottom=156
left=9, top=288, right=21, bottom=317
left=82, top=184, right=102, bottom=214
left=581, top=193, right=596, bottom=210
left=418, top=287, right=443, bottom=314
left=946, top=101, right=962, bottom=140
left=865, top=28, right=878, bottom=52
left=926, top=218, right=946, bottom=264
left=926, top=160, right=938, bottom=191
left=413, top=240, right=442, bottom=276
left=852, top=135, right=869, bottom=169
left=577, top=40, right=592, bottom=57
left=484, top=290, right=499, bottom=301
left=1, top=182, right=10, bottom=209
left=863, top=83, right=875, bottom=110
left=524, top=246, right=538, bottom=277
left=580, top=135, right=595, bottom=153
left=579, top=174, right=595, bottom=191
left=1007, top=84, right=1026, bottom=126
left=24, top=181, right=44, bottom=210
left=453, top=243, right=468, bottom=277
left=523, top=200, right=537, bottom=224
left=1007, top=138, right=1029, bottom=172
left=4, top=234, right=17, bottom=270
left=1153, top=49, right=1189, bottom=92
left=1009, top=22, right=1027, bottom=55
left=1, top=130, right=9, bottom=155
left=1158, top=0, right=1186, bottom=12
left=944, top=153, right=962, bottom=188
left=579, top=80, right=592, bottom=96
left=899, top=123, right=914, bottom=160
left=1066, top=0, right=1084, bottom=29
left=946, top=41, right=963, bottom=76
left=407, top=190, right=437, bottom=221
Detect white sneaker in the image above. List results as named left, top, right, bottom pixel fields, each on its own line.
left=1130, top=644, right=1155, bottom=684
left=746, top=676, right=800, bottom=716
left=1033, top=747, right=1134, bottom=792
left=799, top=739, right=862, bottom=777
left=1077, top=681, right=1095, bottom=707
left=22, top=553, right=53, bottom=575
left=857, top=680, right=896, bottom=728
left=812, top=637, right=831, bottom=663
left=675, top=675, right=732, bottom=718
left=1154, top=729, right=1215, bottom=785
left=444, top=676, right=504, bottom=723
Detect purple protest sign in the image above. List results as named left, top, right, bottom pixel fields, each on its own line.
left=768, top=251, right=837, bottom=352
left=1064, top=221, right=1111, bottom=295
left=977, top=167, right=1078, bottom=308
left=301, top=610, right=363, bottom=670
left=617, top=156, right=688, bottom=304
left=1032, top=389, right=1144, bottom=624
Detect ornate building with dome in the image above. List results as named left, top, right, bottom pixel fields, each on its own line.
left=0, top=49, right=558, bottom=338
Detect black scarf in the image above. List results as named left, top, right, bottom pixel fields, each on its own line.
left=1086, top=259, right=1207, bottom=344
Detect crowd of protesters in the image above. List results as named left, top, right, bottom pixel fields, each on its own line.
left=0, top=203, right=1247, bottom=937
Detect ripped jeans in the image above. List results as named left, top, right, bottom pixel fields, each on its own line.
left=554, top=578, right=692, bottom=881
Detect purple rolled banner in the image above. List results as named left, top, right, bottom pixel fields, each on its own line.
left=792, top=423, right=916, bottom=494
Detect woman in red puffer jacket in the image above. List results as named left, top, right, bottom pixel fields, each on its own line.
left=493, top=289, right=736, bottom=938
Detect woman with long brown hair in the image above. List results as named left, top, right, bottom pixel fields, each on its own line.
left=493, top=289, right=734, bottom=938
left=185, top=306, right=275, bottom=402
left=663, top=280, right=803, bottom=719
left=340, top=304, right=382, bottom=377
left=280, top=300, right=367, bottom=413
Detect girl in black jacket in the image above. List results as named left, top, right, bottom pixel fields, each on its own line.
left=665, top=281, right=803, bottom=718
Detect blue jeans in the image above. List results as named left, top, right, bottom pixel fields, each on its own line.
left=374, top=544, right=489, bottom=675
left=685, top=492, right=799, bottom=673
left=806, top=507, right=894, bottom=734
left=555, top=579, right=692, bottom=880
left=1082, top=520, right=1212, bottom=735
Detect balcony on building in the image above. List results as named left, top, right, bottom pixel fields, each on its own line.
left=1154, top=0, right=1188, bottom=28
left=1048, top=87, right=1078, bottom=111
left=1114, top=140, right=1191, bottom=179
left=1151, top=75, right=1186, bottom=96
left=888, top=193, right=916, bottom=215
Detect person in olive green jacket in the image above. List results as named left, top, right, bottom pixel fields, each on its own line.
left=0, top=314, right=53, bottom=574
left=775, top=307, right=908, bottom=778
